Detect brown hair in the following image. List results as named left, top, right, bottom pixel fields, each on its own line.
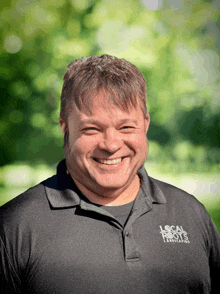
left=60, top=54, right=147, bottom=122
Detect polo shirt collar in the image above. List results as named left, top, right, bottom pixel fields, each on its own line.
left=138, top=166, right=167, bottom=204
left=44, top=160, right=81, bottom=208
left=45, top=159, right=167, bottom=209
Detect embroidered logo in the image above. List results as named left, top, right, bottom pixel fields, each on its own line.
left=159, top=225, right=190, bottom=243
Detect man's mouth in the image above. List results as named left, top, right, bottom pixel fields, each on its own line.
left=94, top=158, right=122, bottom=165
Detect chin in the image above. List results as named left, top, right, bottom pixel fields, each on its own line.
left=93, top=178, right=130, bottom=192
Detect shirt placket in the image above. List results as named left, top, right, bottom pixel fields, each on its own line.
left=80, top=193, right=153, bottom=264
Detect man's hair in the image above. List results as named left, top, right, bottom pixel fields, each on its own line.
left=60, top=54, right=147, bottom=122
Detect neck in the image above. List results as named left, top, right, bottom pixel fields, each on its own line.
left=72, top=175, right=140, bottom=206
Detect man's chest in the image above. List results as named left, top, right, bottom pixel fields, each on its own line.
left=24, top=208, right=211, bottom=294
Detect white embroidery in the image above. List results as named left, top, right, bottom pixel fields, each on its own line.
left=159, top=225, right=190, bottom=243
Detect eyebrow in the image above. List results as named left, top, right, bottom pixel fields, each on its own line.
left=79, top=118, right=139, bottom=127
left=118, top=118, right=139, bottom=125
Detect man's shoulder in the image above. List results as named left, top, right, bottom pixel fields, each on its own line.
left=149, top=175, right=209, bottom=219
left=0, top=175, right=57, bottom=223
left=150, top=176, right=200, bottom=201
left=149, top=176, right=192, bottom=196
left=140, top=166, right=206, bottom=210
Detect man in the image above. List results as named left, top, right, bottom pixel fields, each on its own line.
left=0, top=55, right=219, bottom=293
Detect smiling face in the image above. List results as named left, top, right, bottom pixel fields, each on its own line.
left=60, top=93, right=150, bottom=203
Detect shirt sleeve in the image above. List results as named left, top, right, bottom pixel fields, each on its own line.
left=209, top=217, right=220, bottom=294
left=0, top=237, right=22, bottom=294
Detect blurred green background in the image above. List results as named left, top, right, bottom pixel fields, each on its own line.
left=0, top=0, right=219, bottom=231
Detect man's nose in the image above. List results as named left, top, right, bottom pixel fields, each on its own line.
left=99, top=129, right=122, bottom=153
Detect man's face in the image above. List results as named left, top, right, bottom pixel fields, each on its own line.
left=60, top=94, right=150, bottom=197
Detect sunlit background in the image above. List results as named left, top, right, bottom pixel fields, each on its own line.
left=0, top=0, right=219, bottom=231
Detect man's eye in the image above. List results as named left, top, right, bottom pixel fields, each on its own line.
left=122, top=125, right=134, bottom=129
left=83, top=127, right=99, bottom=134
left=120, top=126, right=135, bottom=131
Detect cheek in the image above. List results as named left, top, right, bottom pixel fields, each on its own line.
left=130, top=134, right=148, bottom=150
left=139, top=137, right=148, bottom=156
left=70, top=137, right=98, bottom=157
left=134, top=136, right=148, bottom=160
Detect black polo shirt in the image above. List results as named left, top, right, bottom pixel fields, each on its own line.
left=0, top=160, right=220, bottom=293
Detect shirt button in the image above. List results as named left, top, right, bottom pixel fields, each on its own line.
left=125, top=231, right=129, bottom=237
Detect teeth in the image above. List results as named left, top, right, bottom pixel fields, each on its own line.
left=96, top=158, right=122, bottom=165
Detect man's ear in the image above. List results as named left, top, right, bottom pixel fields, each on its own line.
left=59, top=118, right=69, bottom=146
left=59, top=118, right=66, bottom=135
left=144, top=113, right=150, bottom=134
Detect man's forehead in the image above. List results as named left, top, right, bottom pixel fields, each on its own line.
left=74, top=94, right=142, bottom=114
left=73, top=101, right=139, bottom=118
